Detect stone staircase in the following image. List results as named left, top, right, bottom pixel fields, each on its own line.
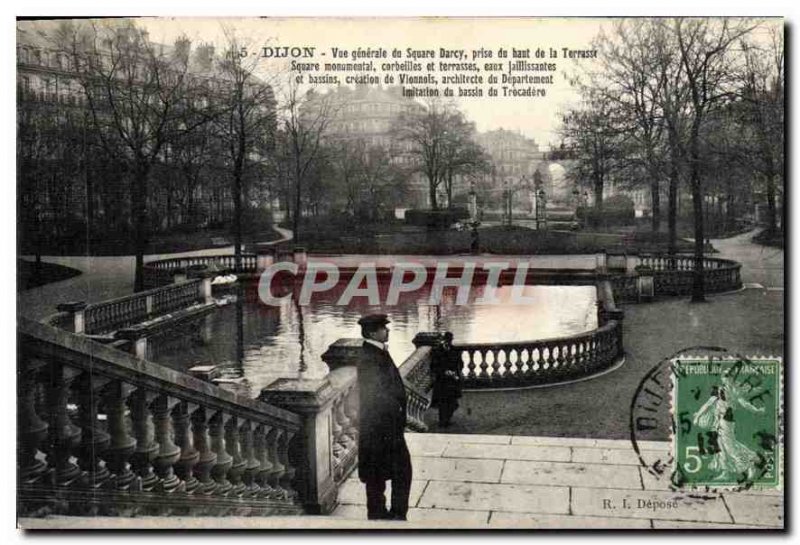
left=19, top=433, right=783, bottom=530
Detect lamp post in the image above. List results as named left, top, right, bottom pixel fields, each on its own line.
left=468, top=184, right=481, bottom=253
left=536, top=189, right=548, bottom=230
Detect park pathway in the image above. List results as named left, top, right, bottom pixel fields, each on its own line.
left=710, top=229, right=784, bottom=289
left=17, top=226, right=294, bottom=321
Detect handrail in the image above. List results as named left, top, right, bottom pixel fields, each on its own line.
left=82, top=279, right=205, bottom=335
left=18, top=317, right=303, bottom=517
left=452, top=319, right=622, bottom=389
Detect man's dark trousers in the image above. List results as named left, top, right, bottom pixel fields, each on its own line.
left=364, top=441, right=412, bottom=520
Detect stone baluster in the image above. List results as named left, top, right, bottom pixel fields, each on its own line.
left=238, top=420, right=262, bottom=498
left=152, top=395, right=183, bottom=493
left=46, top=364, right=83, bottom=486
left=253, top=423, right=275, bottom=497
left=191, top=408, right=218, bottom=495
left=101, top=381, right=137, bottom=490
left=225, top=415, right=247, bottom=496
left=555, top=345, right=565, bottom=369
left=503, top=349, right=519, bottom=378
left=478, top=349, right=489, bottom=379
left=536, top=347, right=546, bottom=372
left=466, top=350, right=476, bottom=379
left=343, top=388, right=359, bottom=443
left=267, top=427, right=286, bottom=499
left=172, top=401, right=200, bottom=494
left=490, top=350, right=501, bottom=378
left=18, top=357, right=49, bottom=484
left=525, top=349, right=536, bottom=376
left=129, top=389, right=160, bottom=491
left=546, top=345, right=556, bottom=369
left=334, top=396, right=355, bottom=449
left=577, top=341, right=586, bottom=370
left=330, top=400, right=344, bottom=461
left=279, top=430, right=297, bottom=501
left=75, top=373, right=112, bottom=488
left=209, top=411, right=233, bottom=495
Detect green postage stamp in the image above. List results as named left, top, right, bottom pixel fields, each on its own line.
left=672, top=357, right=782, bottom=490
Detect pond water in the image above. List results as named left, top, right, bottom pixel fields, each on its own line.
left=149, top=279, right=598, bottom=397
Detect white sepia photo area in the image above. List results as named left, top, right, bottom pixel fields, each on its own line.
left=14, top=14, right=785, bottom=531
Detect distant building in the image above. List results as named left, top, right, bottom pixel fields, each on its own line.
left=301, top=85, right=429, bottom=209
left=17, top=20, right=277, bottom=231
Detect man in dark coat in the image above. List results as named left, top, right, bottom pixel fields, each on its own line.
left=356, top=313, right=412, bottom=521
left=430, top=332, right=462, bottom=427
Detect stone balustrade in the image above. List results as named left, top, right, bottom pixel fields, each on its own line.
left=143, top=254, right=259, bottom=289
left=18, top=317, right=303, bottom=518
left=75, top=279, right=209, bottom=336
left=446, top=281, right=623, bottom=389
left=452, top=321, right=623, bottom=389
left=606, top=253, right=742, bottom=302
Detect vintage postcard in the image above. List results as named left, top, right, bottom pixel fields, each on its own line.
left=16, top=16, right=785, bottom=530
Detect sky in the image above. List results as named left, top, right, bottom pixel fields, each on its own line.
left=138, top=17, right=609, bottom=148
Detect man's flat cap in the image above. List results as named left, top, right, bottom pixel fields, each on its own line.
left=358, top=313, right=390, bottom=327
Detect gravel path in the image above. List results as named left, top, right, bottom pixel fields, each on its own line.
left=17, top=227, right=294, bottom=321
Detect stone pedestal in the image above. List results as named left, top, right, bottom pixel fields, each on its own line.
left=254, top=245, right=276, bottom=271
left=637, top=273, right=655, bottom=302
left=625, top=253, right=640, bottom=274
left=56, top=301, right=87, bottom=334
left=607, top=253, right=627, bottom=272
left=293, top=247, right=308, bottom=268
left=259, top=375, right=342, bottom=514
left=321, top=338, right=364, bottom=371
left=116, top=328, right=148, bottom=360
left=595, top=251, right=608, bottom=274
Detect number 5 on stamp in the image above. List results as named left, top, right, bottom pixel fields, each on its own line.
left=672, top=357, right=782, bottom=489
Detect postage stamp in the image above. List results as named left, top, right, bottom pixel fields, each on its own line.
left=671, top=356, right=783, bottom=490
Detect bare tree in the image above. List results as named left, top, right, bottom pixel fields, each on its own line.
left=739, top=26, right=784, bottom=236
left=391, top=99, right=452, bottom=210
left=213, top=29, right=277, bottom=269
left=439, top=112, right=490, bottom=209
left=674, top=17, right=755, bottom=301
left=560, top=91, right=624, bottom=210
left=280, top=83, right=337, bottom=240
left=58, top=20, right=202, bottom=291
left=597, top=20, right=670, bottom=233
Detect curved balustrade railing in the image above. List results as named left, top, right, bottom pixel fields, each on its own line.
left=144, top=254, right=258, bottom=289
left=18, top=317, right=303, bottom=517
left=613, top=254, right=742, bottom=301
left=83, top=279, right=205, bottom=335
left=453, top=320, right=623, bottom=389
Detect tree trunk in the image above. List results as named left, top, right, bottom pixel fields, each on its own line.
left=667, top=136, right=680, bottom=256
left=764, top=168, right=777, bottom=236
left=428, top=172, right=438, bottom=210
left=292, top=158, right=302, bottom=243
left=593, top=176, right=604, bottom=211
left=233, top=166, right=243, bottom=271
left=132, top=162, right=149, bottom=293
left=688, top=125, right=705, bottom=303
left=446, top=170, right=454, bottom=209
left=650, top=177, right=661, bottom=233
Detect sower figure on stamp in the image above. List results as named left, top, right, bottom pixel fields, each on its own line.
left=430, top=332, right=462, bottom=427
left=356, top=313, right=412, bottom=521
